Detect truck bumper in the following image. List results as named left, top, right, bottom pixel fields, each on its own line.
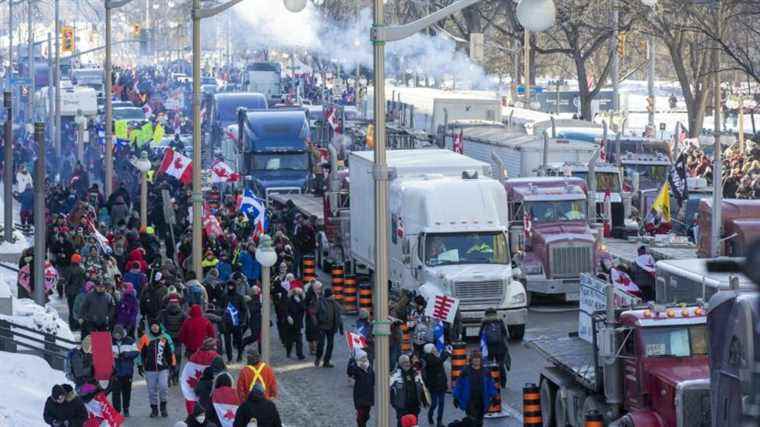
left=526, top=276, right=581, bottom=301
left=460, top=306, right=527, bottom=326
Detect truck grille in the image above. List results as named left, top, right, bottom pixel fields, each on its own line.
left=549, top=244, right=593, bottom=278
left=453, top=281, right=505, bottom=307
left=677, top=383, right=711, bottom=427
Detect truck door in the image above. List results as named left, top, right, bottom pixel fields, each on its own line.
left=621, top=329, right=644, bottom=410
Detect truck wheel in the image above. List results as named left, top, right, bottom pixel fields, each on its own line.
left=539, top=378, right=556, bottom=427
left=508, top=324, right=525, bottom=341
left=554, top=391, right=567, bottom=427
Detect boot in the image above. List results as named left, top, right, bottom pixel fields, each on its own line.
left=308, top=341, right=316, bottom=355
left=150, top=405, right=158, bottom=418
left=123, top=408, right=129, bottom=417
left=160, top=401, right=168, bottom=417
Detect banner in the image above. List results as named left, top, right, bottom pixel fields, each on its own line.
left=90, top=331, right=114, bottom=381
left=424, top=294, right=460, bottom=324
left=180, top=360, right=210, bottom=402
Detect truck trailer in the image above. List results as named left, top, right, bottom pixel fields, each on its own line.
left=349, top=149, right=528, bottom=338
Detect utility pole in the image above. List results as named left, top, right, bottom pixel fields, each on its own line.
left=647, top=23, right=656, bottom=129
left=710, top=7, right=722, bottom=257
left=46, top=33, right=51, bottom=143
left=192, top=0, right=202, bottom=279
left=8, top=0, right=14, bottom=119
left=27, top=0, right=33, bottom=122
left=32, top=121, right=44, bottom=305
left=54, top=0, right=60, bottom=159
left=611, top=0, right=619, bottom=114
left=3, top=91, right=12, bottom=243
left=372, top=0, right=390, bottom=424
left=523, top=30, right=530, bottom=108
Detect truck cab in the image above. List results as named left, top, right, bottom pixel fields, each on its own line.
left=238, top=109, right=311, bottom=201
left=504, top=177, right=598, bottom=303
left=211, top=92, right=268, bottom=147
left=696, top=199, right=760, bottom=257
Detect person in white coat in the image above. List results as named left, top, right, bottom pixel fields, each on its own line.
left=16, top=164, right=33, bottom=194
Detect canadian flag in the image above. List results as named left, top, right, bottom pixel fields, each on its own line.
left=611, top=268, right=641, bottom=297
left=84, top=392, right=125, bottom=427
left=346, top=331, right=368, bottom=353
left=180, top=360, right=210, bottom=402
left=212, top=386, right=241, bottom=427
left=452, top=129, right=464, bottom=154
left=326, top=107, right=340, bottom=132
left=211, top=160, right=240, bottom=183
left=158, top=148, right=192, bottom=185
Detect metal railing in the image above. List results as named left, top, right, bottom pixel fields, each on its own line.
left=0, top=317, right=78, bottom=370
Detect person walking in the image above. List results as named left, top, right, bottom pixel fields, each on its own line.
left=193, top=355, right=226, bottom=415
left=304, top=280, right=323, bottom=355
left=421, top=343, right=449, bottom=427
left=184, top=338, right=221, bottom=415
left=160, top=296, right=187, bottom=385
left=78, top=281, right=115, bottom=337
left=390, top=354, right=426, bottom=427
left=236, top=349, right=278, bottom=402
left=219, top=280, right=248, bottom=362
left=43, top=384, right=88, bottom=427
left=179, top=304, right=216, bottom=358
left=115, top=282, right=139, bottom=337
left=123, top=261, right=148, bottom=298
left=137, top=319, right=176, bottom=418
left=452, top=350, right=497, bottom=424
left=64, top=335, right=94, bottom=389
left=242, top=285, right=262, bottom=351
left=111, top=325, right=139, bottom=417
left=233, top=382, right=282, bottom=427
left=285, top=286, right=306, bottom=359
left=478, top=308, right=511, bottom=388
left=62, top=253, right=86, bottom=331
left=346, top=349, right=374, bottom=427
left=315, top=287, right=343, bottom=368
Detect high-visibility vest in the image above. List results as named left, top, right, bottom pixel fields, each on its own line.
left=246, top=363, right=267, bottom=392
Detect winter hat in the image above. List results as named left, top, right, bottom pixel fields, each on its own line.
left=423, top=343, right=435, bottom=354
left=210, top=356, right=226, bottom=372
left=51, top=384, right=66, bottom=400
left=246, top=348, right=261, bottom=365
left=250, top=382, right=266, bottom=398
left=84, top=281, right=95, bottom=292
left=398, top=354, right=411, bottom=369
left=70, top=253, right=82, bottom=264
left=401, top=414, right=418, bottom=427
left=358, top=308, right=370, bottom=320
left=324, top=287, right=333, bottom=298
left=112, top=325, right=126, bottom=340
left=201, top=337, right=217, bottom=351
left=121, top=282, right=135, bottom=295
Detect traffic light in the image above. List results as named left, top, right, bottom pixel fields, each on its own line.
left=61, top=26, right=75, bottom=52
left=132, top=24, right=141, bottom=37
left=617, top=32, right=626, bottom=58
left=646, top=96, right=655, bottom=113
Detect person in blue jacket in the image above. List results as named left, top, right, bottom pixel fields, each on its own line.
left=111, top=324, right=139, bottom=416
left=17, top=183, right=34, bottom=232
left=234, top=243, right=261, bottom=286
left=452, top=350, right=497, bottom=424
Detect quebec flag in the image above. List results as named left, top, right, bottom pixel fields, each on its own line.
left=240, top=189, right=268, bottom=233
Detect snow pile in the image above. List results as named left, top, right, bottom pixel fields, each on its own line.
left=0, top=230, right=31, bottom=254
left=0, top=352, right=70, bottom=427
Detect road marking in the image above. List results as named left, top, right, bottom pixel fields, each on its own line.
left=273, top=361, right=314, bottom=374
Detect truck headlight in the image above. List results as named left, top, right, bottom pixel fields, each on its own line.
left=511, top=292, right=526, bottom=305
left=523, top=262, right=543, bottom=276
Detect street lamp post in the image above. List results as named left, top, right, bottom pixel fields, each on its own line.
left=3, top=91, right=12, bottom=243
left=32, top=121, right=44, bottom=305
left=132, top=151, right=151, bottom=228
left=255, top=234, right=277, bottom=362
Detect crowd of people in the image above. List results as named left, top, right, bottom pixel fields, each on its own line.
left=681, top=138, right=760, bottom=199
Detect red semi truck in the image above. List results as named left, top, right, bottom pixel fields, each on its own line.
left=696, top=199, right=760, bottom=258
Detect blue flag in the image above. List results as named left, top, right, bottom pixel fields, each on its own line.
left=239, top=189, right=268, bottom=233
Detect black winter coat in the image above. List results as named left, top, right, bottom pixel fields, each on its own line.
left=422, top=351, right=450, bottom=393
left=160, top=303, right=186, bottom=339
left=233, top=393, right=282, bottom=427
left=43, top=395, right=88, bottom=427
left=346, top=359, right=375, bottom=408
left=286, top=294, right=306, bottom=330
left=219, top=291, right=248, bottom=331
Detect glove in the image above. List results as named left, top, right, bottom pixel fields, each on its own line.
left=287, top=316, right=294, bottom=325
left=137, top=366, right=144, bottom=377
left=453, top=399, right=459, bottom=409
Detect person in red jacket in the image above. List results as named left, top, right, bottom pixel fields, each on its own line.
left=125, top=247, right=148, bottom=273
left=179, top=304, right=216, bottom=358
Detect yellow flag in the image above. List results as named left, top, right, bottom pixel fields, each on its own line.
left=114, top=120, right=128, bottom=140
left=153, top=123, right=165, bottom=145
left=651, top=181, right=671, bottom=223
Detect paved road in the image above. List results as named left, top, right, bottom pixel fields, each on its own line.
left=44, top=266, right=578, bottom=427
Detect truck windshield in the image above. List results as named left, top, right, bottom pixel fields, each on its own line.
left=525, top=200, right=587, bottom=222
left=641, top=325, right=707, bottom=358
left=624, top=164, right=668, bottom=184
left=251, top=153, right=308, bottom=171
left=574, top=171, right=621, bottom=193
left=113, top=108, right=145, bottom=120
left=425, top=232, right=509, bottom=266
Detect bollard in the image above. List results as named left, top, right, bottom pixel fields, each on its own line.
left=585, top=410, right=604, bottom=427
left=331, top=265, right=344, bottom=303
left=342, top=274, right=358, bottom=314
left=488, top=364, right=502, bottom=414
left=450, top=341, right=466, bottom=383
left=523, top=383, right=542, bottom=427
left=358, top=283, right=372, bottom=312
left=400, top=322, right=411, bottom=353
left=302, top=255, right=316, bottom=283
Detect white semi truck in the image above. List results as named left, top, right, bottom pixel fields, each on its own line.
left=349, top=149, right=528, bottom=339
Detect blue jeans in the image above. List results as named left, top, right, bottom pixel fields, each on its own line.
left=428, top=391, right=445, bottom=423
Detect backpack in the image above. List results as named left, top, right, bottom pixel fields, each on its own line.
left=225, top=302, right=240, bottom=327
left=186, top=282, right=205, bottom=307
left=484, top=321, right=503, bottom=346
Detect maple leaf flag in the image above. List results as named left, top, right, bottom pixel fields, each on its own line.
left=84, top=392, right=125, bottom=427
left=180, top=360, right=209, bottom=402
left=424, top=294, right=460, bottom=324
left=326, top=107, right=340, bottom=132
left=346, top=331, right=368, bottom=353
left=211, top=160, right=240, bottom=183
left=158, top=148, right=192, bottom=185
left=212, top=386, right=241, bottom=427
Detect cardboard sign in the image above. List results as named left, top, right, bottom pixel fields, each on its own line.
left=90, top=331, right=114, bottom=381
left=578, top=274, right=640, bottom=343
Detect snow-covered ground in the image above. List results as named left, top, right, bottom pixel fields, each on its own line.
left=0, top=188, right=31, bottom=255
left=0, top=352, right=70, bottom=427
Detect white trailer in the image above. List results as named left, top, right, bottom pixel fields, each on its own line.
left=430, top=97, right=501, bottom=134
left=349, top=149, right=528, bottom=338
left=445, top=123, right=598, bottom=179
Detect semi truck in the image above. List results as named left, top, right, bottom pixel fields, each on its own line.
left=696, top=199, right=760, bottom=258
left=349, top=149, right=528, bottom=339
left=654, top=258, right=756, bottom=304
left=245, top=62, right=283, bottom=104
left=504, top=177, right=599, bottom=303
left=237, top=109, right=311, bottom=200
left=532, top=275, right=710, bottom=427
